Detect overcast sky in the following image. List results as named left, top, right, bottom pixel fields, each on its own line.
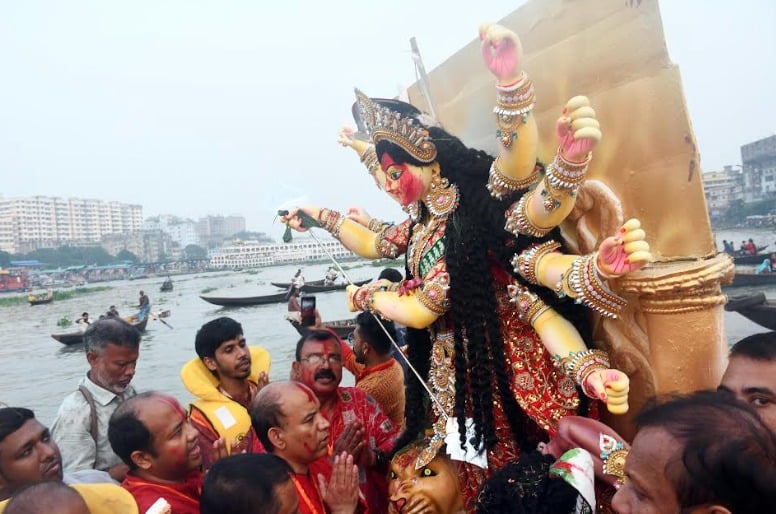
left=1, top=0, right=774, bottom=238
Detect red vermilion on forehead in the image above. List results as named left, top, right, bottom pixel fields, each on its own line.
left=293, top=382, right=315, bottom=402
left=157, top=394, right=186, bottom=419
left=380, top=153, right=398, bottom=171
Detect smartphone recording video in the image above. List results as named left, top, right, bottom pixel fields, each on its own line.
left=301, top=296, right=316, bottom=327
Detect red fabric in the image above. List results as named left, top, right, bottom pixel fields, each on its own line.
left=311, top=387, right=397, bottom=514
left=122, top=470, right=202, bottom=514
left=292, top=472, right=328, bottom=514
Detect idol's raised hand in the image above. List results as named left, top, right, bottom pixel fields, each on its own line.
left=479, top=23, right=523, bottom=84
left=338, top=126, right=358, bottom=149
left=584, top=369, right=630, bottom=415
left=597, top=219, right=651, bottom=278
left=556, top=96, right=602, bottom=161
left=280, top=207, right=322, bottom=232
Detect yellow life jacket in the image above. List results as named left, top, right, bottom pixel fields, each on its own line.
left=180, top=346, right=271, bottom=448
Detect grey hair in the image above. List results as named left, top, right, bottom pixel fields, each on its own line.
left=83, top=318, right=141, bottom=354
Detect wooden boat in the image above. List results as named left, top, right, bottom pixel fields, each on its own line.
left=199, top=292, right=289, bottom=307
left=289, top=318, right=356, bottom=339
left=28, top=291, right=54, bottom=306
left=733, top=248, right=772, bottom=266
left=160, top=278, right=173, bottom=292
left=51, top=317, right=149, bottom=346
left=271, top=279, right=370, bottom=293
left=725, top=292, right=776, bottom=331
left=725, top=269, right=776, bottom=288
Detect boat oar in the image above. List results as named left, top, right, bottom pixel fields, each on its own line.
left=150, top=312, right=173, bottom=329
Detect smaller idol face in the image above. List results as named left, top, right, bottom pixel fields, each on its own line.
left=387, top=445, right=463, bottom=514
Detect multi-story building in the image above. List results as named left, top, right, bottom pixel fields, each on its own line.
left=144, top=215, right=199, bottom=248
left=701, top=165, right=744, bottom=219
left=0, top=196, right=142, bottom=254
left=101, top=230, right=177, bottom=264
left=741, top=135, right=776, bottom=203
left=208, top=237, right=356, bottom=269
left=196, top=215, right=246, bottom=248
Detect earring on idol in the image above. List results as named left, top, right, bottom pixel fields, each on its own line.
left=425, top=167, right=459, bottom=218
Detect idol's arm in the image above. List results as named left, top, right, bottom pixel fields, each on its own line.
left=346, top=263, right=448, bottom=330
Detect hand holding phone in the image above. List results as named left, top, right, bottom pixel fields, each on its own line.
left=301, top=296, right=317, bottom=327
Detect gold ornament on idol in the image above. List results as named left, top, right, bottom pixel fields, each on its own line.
left=354, top=88, right=438, bottom=163
left=425, top=168, right=459, bottom=218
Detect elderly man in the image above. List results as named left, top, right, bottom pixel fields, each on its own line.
left=342, top=312, right=405, bottom=426
left=180, top=317, right=270, bottom=469
left=292, top=331, right=398, bottom=513
left=718, top=331, right=776, bottom=431
left=250, top=381, right=359, bottom=514
left=611, top=390, right=776, bottom=513
left=108, top=392, right=203, bottom=514
left=52, top=318, right=140, bottom=482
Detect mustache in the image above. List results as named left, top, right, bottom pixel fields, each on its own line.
left=315, top=369, right=336, bottom=380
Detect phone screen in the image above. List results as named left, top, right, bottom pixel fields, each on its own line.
left=301, top=296, right=316, bottom=327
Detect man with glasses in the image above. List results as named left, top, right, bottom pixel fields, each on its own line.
left=342, top=312, right=405, bottom=427
left=292, top=330, right=398, bottom=514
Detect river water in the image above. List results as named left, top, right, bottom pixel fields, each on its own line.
left=1, top=239, right=775, bottom=425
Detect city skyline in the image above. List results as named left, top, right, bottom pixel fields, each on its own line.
left=1, top=0, right=774, bottom=238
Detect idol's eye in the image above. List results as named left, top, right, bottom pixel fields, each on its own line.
left=388, top=168, right=404, bottom=181
left=389, top=470, right=397, bottom=480
left=421, top=467, right=437, bottom=477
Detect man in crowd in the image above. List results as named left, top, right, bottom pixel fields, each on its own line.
left=76, top=312, right=91, bottom=331
left=611, top=390, right=776, bottom=513
left=250, top=381, right=359, bottom=514
left=718, top=330, right=776, bottom=430
left=342, top=312, right=405, bottom=426
left=52, top=318, right=140, bottom=482
left=200, top=453, right=298, bottom=514
left=2, top=481, right=89, bottom=514
left=292, top=331, right=398, bottom=512
left=0, top=407, right=113, bottom=504
left=180, top=317, right=270, bottom=470
left=108, top=392, right=203, bottom=514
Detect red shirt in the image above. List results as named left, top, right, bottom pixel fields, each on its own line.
left=122, top=470, right=202, bottom=514
left=291, top=472, right=328, bottom=514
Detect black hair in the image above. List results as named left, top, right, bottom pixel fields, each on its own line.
left=195, top=317, right=244, bottom=360
left=635, top=390, right=776, bottom=512
left=0, top=407, right=35, bottom=444
left=4, top=482, right=86, bottom=514
left=83, top=317, right=141, bottom=355
left=200, top=453, right=292, bottom=514
left=378, top=268, right=403, bottom=282
left=294, top=330, right=339, bottom=361
left=475, top=450, right=579, bottom=514
left=107, top=392, right=157, bottom=470
left=250, top=383, right=291, bottom=452
left=730, top=331, right=776, bottom=361
left=355, top=311, right=395, bottom=356
left=375, top=112, right=592, bottom=455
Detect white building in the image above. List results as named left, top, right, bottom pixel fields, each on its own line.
left=144, top=215, right=199, bottom=248
left=209, top=237, right=356, bottom=269
left=0, top=196, right=142, bottom=254
left=741, top=135, right=776, bottom=203
left=701, top=165, right=744, bottom=219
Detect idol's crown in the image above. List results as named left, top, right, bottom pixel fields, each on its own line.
left=354, top=88, right=437, bottom=163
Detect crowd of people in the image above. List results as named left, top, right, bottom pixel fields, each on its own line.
left=2, top=311, right=776, bottom=513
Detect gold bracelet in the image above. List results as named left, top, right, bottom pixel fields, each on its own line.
left=512, top=241, right=561, bottom=285
left=415, top=280, right=449, bottom=315
left=507, top=283, right=550, bottom=326
left=562, top=255, right=627, bottom=318
left=367, top=217, right=385, bottom=232
left=374, top=226, right=400, bottom=259
left=486, top=158, right=540, bottom=200
left=505, top=192, right=551, bottom=238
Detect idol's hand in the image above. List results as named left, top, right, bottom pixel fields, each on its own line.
left=479, top=23, right=523, bottom=84
left=346, top=285, right=360, bottom=312
left=337, top=126, right=357, bottom=148
left=597, top=219, right=651, bottom=278
left=346, top=206, right=372, bottom=227
left=583, top=369, right=630, bottom=414
left=556, top=96, right=601, bottom=161
left=280, top=206, right=321, bottom=233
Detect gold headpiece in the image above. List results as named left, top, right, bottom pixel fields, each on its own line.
left=354, top=88, right=437, bottom=163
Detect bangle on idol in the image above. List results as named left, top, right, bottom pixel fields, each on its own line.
left=507, top=283, right=551, bottom=326
left=512, top=241, right=562, bottom=285
left=415, top=280, right=449, bottom=315
left=352, top=286, right=370, bottom=311
left=556, top=348, right=611, bottom=393
left=558, top=254, right=627, bottom=318
left=486, top=157, right=540, bottom=200
left=360, top=146, right=381, bottom=183
left=505, top=192, right=552, bottom=238
left=494, top=72, right=535, bottom=149
left=374, top=226, right=399, bottom=259
left=367, top=217, right=385, bottom=232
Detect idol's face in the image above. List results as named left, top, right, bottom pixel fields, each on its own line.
left=380, top=154, right=432, bottom=208
left=388, top=445, right=463, bottom=514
